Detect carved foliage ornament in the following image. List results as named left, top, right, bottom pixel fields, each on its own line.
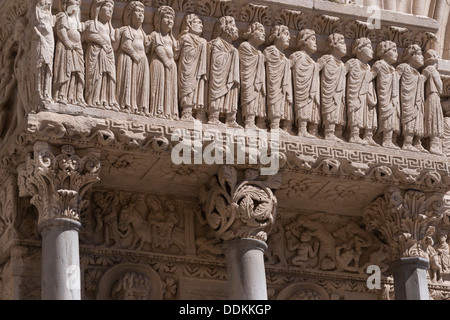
left=363, top=187, right=446, bottom=262
left=199, top=166, right=281, bottom=242
left=19, top=142, right=101, bottom=226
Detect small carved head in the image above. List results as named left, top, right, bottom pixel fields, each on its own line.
left=424, top=49, right=439, bottom=67
left=326, top=33, right=347, bottom=58
left=212, top=16, right=239, bottom=41
left=180, top=13, right=203, bottom=36
left=268, top=25, right=290, bottom=50
left=402, top=44, right=424, bottom=69
left=154, top=5, right=175, bottom=33
left=297, top=29, right=316, bottom=54
left=90, top=0, right=115, bottom=22
left=123, top=1, right=145, bottom=27
left=376, top=40, right=398, bottom=64
left=59, top=0, right=81, bottom=13
left=242, top=22, right=266, bottom=47
left=37, top=0, right=52, bottom=11
left=351, top=37, right=373, bottom=62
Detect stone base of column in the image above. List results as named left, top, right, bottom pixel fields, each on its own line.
left=223, top=238, right=268, bottom=300
left=39, top=218, right=82, bottom=300
left=389, top=257, right=430, bottom=300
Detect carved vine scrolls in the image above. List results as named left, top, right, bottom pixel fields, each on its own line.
left=199, top=166, right=281, bottom=242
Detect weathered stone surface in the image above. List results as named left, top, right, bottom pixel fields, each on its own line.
left=1, top=0, right=450, bottom=302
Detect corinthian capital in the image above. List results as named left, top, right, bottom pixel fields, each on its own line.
left=18, top=142, right=101, bottom=227
left=363, top=187, right=446, bottom=262
left=199, top=165, right=282, bottom=242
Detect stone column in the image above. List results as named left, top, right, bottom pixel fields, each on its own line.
left=200, top=166, right=281, bottom=300
left=390, top=257, right=430, bottom=300
left=364, top=187, right=446, bottom=300
left=19, top=142, right=101, bottom=300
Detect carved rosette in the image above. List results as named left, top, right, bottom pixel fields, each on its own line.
left=199, top=166, right=282, bottom=242
left=363, top=187, right=446, bottom=262
left=19, top=142, right=101, bottom=227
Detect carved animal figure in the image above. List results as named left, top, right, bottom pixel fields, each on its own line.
left=119, top=208, right=152, bottom=251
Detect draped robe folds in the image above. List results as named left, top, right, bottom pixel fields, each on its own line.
left=423, top=65, right=444, bottom=138
left=238, top=41, right=266, bottom=118
left=149, top=31, right=179, bottom=119
left=178, top=33, right=207, bottom=110
left=53, top=12, right=85, bottom=103
left=318, top=54, right=347, bottom=127
left=31, top=5, right=54, bottom=102
left=209, top=37, right=240, bottom=114
left=116, top=26, right=150, bottom=114
left=264, top=45, right=293, bottom=121
left=346, top=59, right=377, bottom=130
left=373, top=59, right=400, bottom=134
left=84, top=20, right=118, bottom=107
left=290, top=51, right=320, bottom=124
left=397, top=63, right=425, bottom=136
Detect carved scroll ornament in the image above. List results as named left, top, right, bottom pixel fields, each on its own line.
left=199, top=165, right=281, bottom=242
left=18, top=142, right=101, bottom=227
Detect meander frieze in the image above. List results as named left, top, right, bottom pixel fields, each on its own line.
left=22, top=109, right=450, bottom=194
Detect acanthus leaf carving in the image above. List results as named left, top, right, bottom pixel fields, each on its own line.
left=363, top=187, right=447, bottom=262
left=312, top=15, right=343, bottom=35
left=239, top=3, right=272, bottom=26
left=18, top=142, right=101, bottom=226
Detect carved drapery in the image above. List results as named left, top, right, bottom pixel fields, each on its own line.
left=18, top=141, right=101, bottom=227
left=199, top=165, right=281, bottom=242
left=363, top=187, right=447, bottom=262
left=0, top=0, right=447, bottom=156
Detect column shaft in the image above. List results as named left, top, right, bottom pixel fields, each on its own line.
left=223, top=238, right=268, bottom=300
left=390, top=257, right=430, bottom=300
left=40, top=219, right=82, bottom=300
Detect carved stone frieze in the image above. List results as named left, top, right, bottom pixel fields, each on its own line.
left=90, top=190, right=189, bottom=253
left=17, top=142, right=101, bottom=227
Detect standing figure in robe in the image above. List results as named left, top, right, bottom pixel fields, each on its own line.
left=239, top=22, right=267, bottom=130
left=53, top=0, right=86, bottom=106
left=345, top=37, right=378, bottom=146
left=148, top=6, right=179, bottom=119
left=422, top=49, right=444, bottom=155
left=178, top=13, right=208, bottom=122
left=290, top=29, right=321, bottom=138
left=208, top=16, right=240, bottom=127
left=372, top=40, right=401, bottom=149
left=397, top=44, right=426, bottom=152
left=85, top=0, right=119, bottom=110
left=317, top=33, right=348, bottom=142
left=264, top=25, right=294, bottom=134
left=29, top=0, right=55, bottom=105
left=116, top=1, right=150, bottom=115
